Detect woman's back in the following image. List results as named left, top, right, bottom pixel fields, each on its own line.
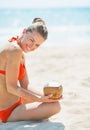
left=0, top=47, right=20, bottom=110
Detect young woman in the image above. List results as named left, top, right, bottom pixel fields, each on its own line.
left=0, top=18, right=61, bottom=123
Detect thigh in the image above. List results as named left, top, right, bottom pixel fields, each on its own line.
left=7, top=102, right=41, bottom=122
left=7, top=102, right=60, bottom=122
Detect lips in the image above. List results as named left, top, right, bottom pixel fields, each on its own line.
left=26, top=45, right=31, bottom=51
left=26, top=43, right=34, bottom=51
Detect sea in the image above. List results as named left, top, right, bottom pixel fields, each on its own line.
left=0, top=7, right=90, bottom=46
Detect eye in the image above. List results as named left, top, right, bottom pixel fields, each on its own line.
left=28, top=38, right=34, bottom=43
left=30, top=39, right=34, bottom=42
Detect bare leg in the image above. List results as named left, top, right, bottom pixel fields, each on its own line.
left=7, top=101, right=61, bottom=122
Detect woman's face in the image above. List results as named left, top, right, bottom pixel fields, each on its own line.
left=19, top=31, right=45, bottom=53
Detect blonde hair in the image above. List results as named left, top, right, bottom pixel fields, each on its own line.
left=26, top=18, right=48, bottom=40
left=32, top=18, right=45, bottom=25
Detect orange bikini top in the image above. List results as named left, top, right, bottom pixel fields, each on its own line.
left=0, top=64, right=26, bottom=80
left=18, top=63, right=26, bottom=80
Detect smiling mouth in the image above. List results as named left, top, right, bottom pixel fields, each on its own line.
left=26, top=44, right=34, bottom=51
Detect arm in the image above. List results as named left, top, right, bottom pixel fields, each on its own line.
left=19, top=56, right=43, bottom=97
left=6, top=49, right=59, bottom=103
left=6, top=49, right=40, bottom=102
left=20, top=74, right=43, bottom=97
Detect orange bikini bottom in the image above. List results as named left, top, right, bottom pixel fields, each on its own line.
left=0, top=98, right=23, bottom=123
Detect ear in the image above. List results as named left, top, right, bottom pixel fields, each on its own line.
left=22, top=28, right=27, bottom=34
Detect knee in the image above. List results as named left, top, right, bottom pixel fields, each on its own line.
left=51, top=101, right=61, bottom=114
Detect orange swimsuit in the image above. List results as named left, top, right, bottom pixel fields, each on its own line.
left=0, top=36, right=26, bottom=122
left=0, top=98, right=23, bottom=123
left=0, top=63, right=25, bottom=80
left=0, top=64, right=25, bottom=123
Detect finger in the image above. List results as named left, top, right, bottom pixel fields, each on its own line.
left=48, top=94, right=53, bottom=98
left=60, top=95, right=63, bottom=99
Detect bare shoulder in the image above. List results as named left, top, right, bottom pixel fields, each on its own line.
left=7, top=45, right=23, bottom=62
left=8, top=44, right=22, bottom=53
left=1, top=44, right=22, bottom=55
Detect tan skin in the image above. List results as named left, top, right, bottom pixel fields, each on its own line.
left=0, top=29, right=61, bottom=122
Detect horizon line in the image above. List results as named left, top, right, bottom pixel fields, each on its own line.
left=0, top=6, right=90, bottom=9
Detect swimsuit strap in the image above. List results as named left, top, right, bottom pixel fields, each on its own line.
left=0, top=70, right=5, bottom=75
left=0, top=64, right=25, bottom=80
left=8, top=36, right=19, bottom=43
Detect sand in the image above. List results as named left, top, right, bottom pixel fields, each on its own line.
left=0, top=45, right=90, bottom=130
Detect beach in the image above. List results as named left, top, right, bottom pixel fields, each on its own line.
left=0, top=45, right=90, bottom=130
left=0, top=1, right=90, bottom=129
left=26, top=45, right=90, bottom=130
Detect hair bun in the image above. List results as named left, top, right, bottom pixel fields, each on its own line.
left=32, top=18, right=45, bottom=25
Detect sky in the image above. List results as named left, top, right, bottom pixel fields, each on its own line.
left=0, top=0, right=90, bottom=8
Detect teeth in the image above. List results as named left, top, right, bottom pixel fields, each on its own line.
left=26, top=43, right=33, bottom=51
left=26, top=46, right=31, bottom=51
